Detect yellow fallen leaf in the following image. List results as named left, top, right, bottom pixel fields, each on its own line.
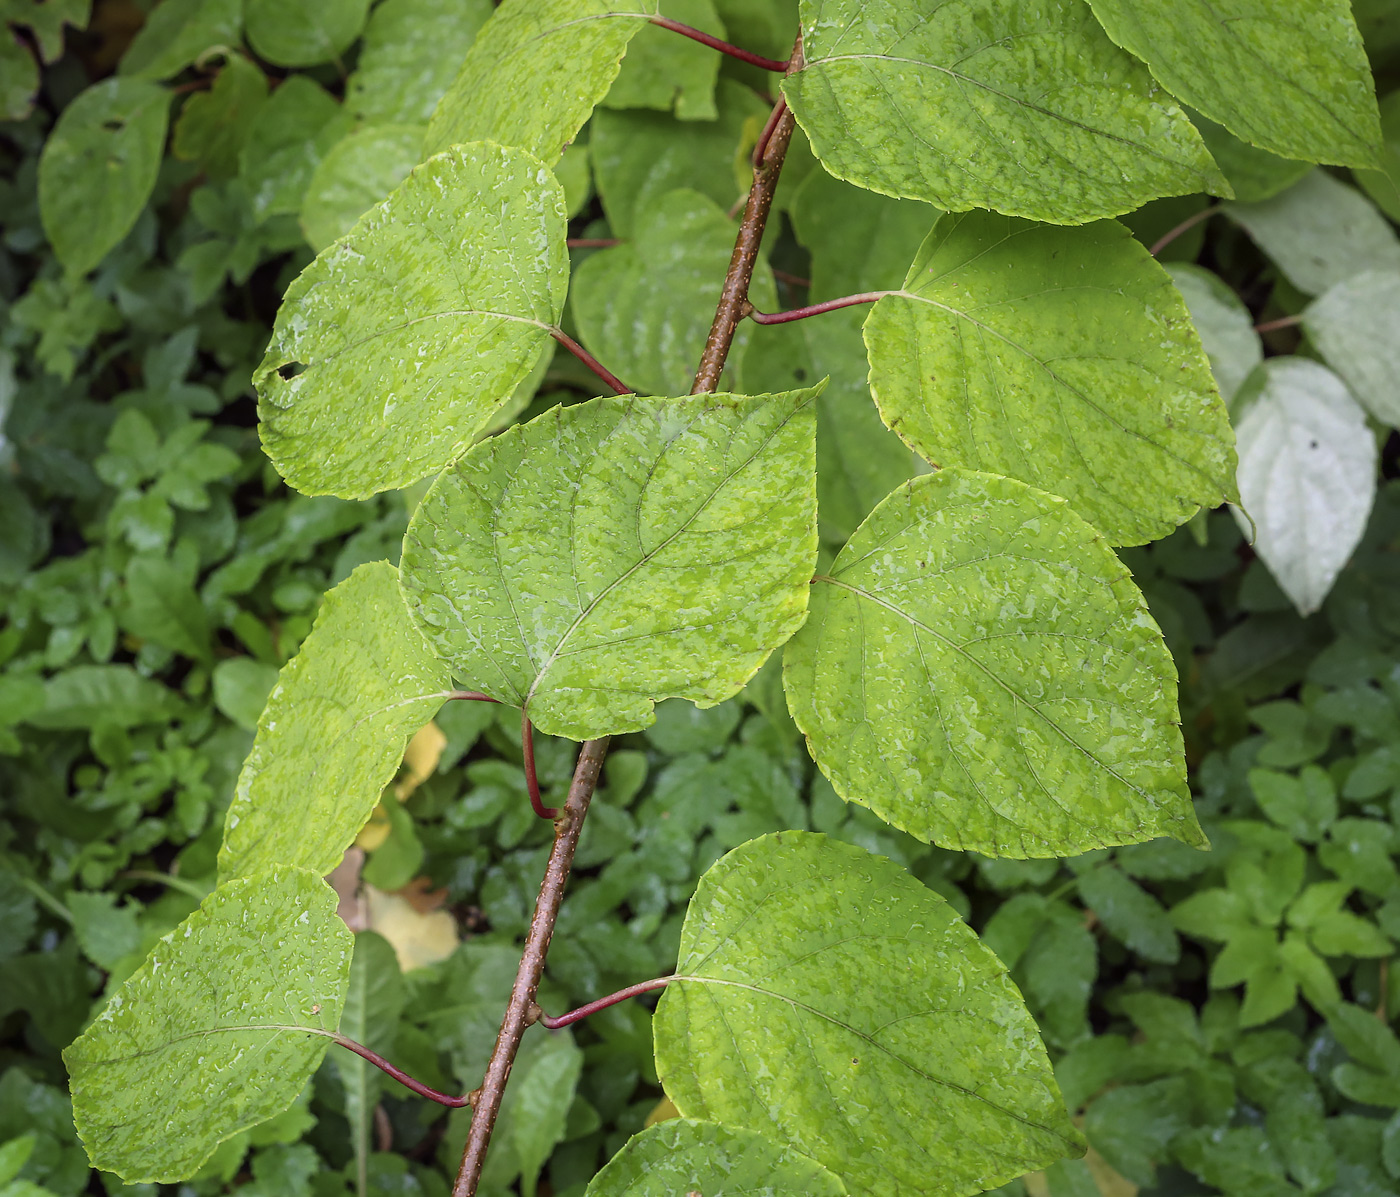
left=364, top=884, right=458, bottom=972
left=396, top=721, right=446, bottom=801
left=354, top=803, right=392, bottom=851
left=1022, top=1146, right=1137, bottom=1197
left=644, top=1097, right=679, bottom=1127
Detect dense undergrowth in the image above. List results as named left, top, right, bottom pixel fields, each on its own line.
left=5, top=2, right=1400, bottom=1195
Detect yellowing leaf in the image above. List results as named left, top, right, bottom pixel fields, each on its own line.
left=364, top=886, right=457, bottom=972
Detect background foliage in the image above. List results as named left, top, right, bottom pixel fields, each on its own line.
left=4, top=1, right=1400, bottom=1195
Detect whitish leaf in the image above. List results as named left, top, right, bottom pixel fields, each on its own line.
left=864, top=212, right=1236, bottom=546
left=244, top=0, right=370, bottom=68
left=119, top=0, right=241, bottom=81
left=783, top=0, right=1223, bottom=224
left=601, top=0, right=724, bottom=121
left=331, top=932, right=405, bottom=1190
left=1191, top=112, right=1312, bottom=203
left=239, top=76, right=353, bottom=222
left=1085, top=0, right=1382, bottom=168
left=298, top=123, right=423, bottom=252
left=1303, top=270, right=1400, bottom=427
left=570, top=189, right=772, bottom=396
left=1224, top=170, right=1400, bottom=296
left=1232, top=358, right=1378, bottom=616
left=38, top=79, right=169, bottom=275
left=586, top=1121, right=846, bottom=1197
left=63, top=866, right=351, bottom=1183
left=655, top=833, right=1083, bottom=1197
left=591, top=79, right=767, bottom=238
left=1166, top=264, right=1262, bottom=406
left=346, top=0, right=492, bottom=126
left=424, top=0, right=657, bottom=162
left=218, top=562, right=449, bottom=882
left=257, top=142, right=567, bottom=499
left=400, top=389, right=820, bottom=741
left=785, top=468, right=1200, bottom=858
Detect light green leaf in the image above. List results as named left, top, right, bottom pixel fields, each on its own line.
left=66, top=892, right=143, bottom=972
left=346, top=0, right=492, bottom=126
left=1303, top=269, right=1400, bottom=427
left=1085, top=0, right=1381, bottom=168
left=244, top=0, right=370, bottom=67
left=400, top=389, right=820, bottom=741
left=219, top=562, right=449, bottom=882
left=63, top=866, right=351, bottom=1183
left=171, top=53, right=267, bottom=181
left=239, top=76, right=354, bottom=223
left=212, top=657, right=279, bottom=731
left=1165, top=264, right=1261, bottom=407
left=38, top=78, right=169, bottom=275
left=1190, top=112, right=1312, bottom=203
left=424, top=0, right=657, bottom=162
left=1356, top=90, right=1400, bottom=220
left=785, top=468, right=1200, bottom=858
left=864, top=212, right=1236, bottom=547
left=298, top=123, right=423, bottom=253
left=783, top=0, right=1224, bottom=224
left=119, top=0, right=241, bottom=81
left=1224, top=170, right=1400, bottom=296
left=655, top=833, right=1083, bottom=1197
left=585, top=1121, right=847, bottom=1197
left=570, top=189, right=773, bottom=396
left=601, top=0, right=724, bottom=121
left=1232, top=358, right=1378, bottom=616
left=259, top=141, right=567, bottom=499
left=591, top=79, right=768, bottom=238
left=331, top=932, right=405, bottom=1192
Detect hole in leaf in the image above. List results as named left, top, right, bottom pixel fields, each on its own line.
left=101, top=119, right=125, bottom=132
left=277, top=361, right=307, bottom=381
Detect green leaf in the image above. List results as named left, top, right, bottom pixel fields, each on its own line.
left=38, top=78, right=170, bottom=275
left=212, top=657, right=279, bottom=731
left=586, top=1121, right=847, bottom=1197
left=1077, top=867, right=1179, bottom=964
left=330, top=932, right=404, bottom=1189
left=1084, top=0, right=1382, bottom=168
left=783, top=0, right=1224, bottom=223
left=122, top=552, right=212, bottom=663
left=1191, top=112, right=1312, bottom=203
left=591, top=79, right=768, bottom=238
left=63, top=866, right=351, bottom=1183
left=570, top=189, right=772, bottom=396
left=1165, top=264, right=1262, bottom=406
left=65, top=892, right=143, bottom=972
left=258, top=142, right=567, bottom=499
left=1356, top=90, right=1400, bottom=221
left=1303, top=269, right=1400, bottom=427
left=218, top=562, right=449, bottom=882
left=1224, top=170, right=1400, bottom=296
left=785, top=468, right=1200, bottom=858
left=400, top=389, right=820, bottom=740
left=239, top=76, right=354, bottom=223
left=1249, top=766, right=1336, bottom=843
left=346, top=0, right=492, bottom=125
left=1232, top=358, right=1378, bottom=616
left=119, top=0, right=241, bottom=81
left=27, top=665, right=181, bottom=730
left=424, top=0, right=656, bottom=163
left=244, top=0, right=370, bottom=67
left=510, top=1033, right=584, bottom=1197
left=0, top=30, right=38, bottom=122
left=601, top=0, right=724, bottom=121
left=171, top=53, right=266, bottom=180
left=865, top=212, right=1235, bottom=546
left=654, top=833, right=1083, bottom=1197
left=297, top=123, right=424, bottom=253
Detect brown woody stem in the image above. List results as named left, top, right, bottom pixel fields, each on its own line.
left=649, top=16, right=789, bottom=71
left=333, top=1035, right=474, bottom=1108
left=451, top=737, right=611, bottom=1197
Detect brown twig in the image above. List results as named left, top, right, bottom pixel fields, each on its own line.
left=1149, top=203, right=1221, bottom=257
left=692, top=39, right=804, bottom=394
left=450, top=737, right=611, bottom=1197
left=1254, top=313, right=1304, bottom=334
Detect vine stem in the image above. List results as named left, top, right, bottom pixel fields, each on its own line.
left=1254, top=313, right=1304, bottom=334
left=332, top=1035, right=474, bottom=1108
left=451, top=737, right=611, bottom=1197
left=549, top=328, right=632, bottom=395
left=1149, top=203, right=1221, bottom=257
left=530, top=977, right=673, bottom=1029
left=746, top=291, right=893, bottom=324
left=649, top=16, right=789, bottom=72
left=451, top=34, right=804, bottom=1197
